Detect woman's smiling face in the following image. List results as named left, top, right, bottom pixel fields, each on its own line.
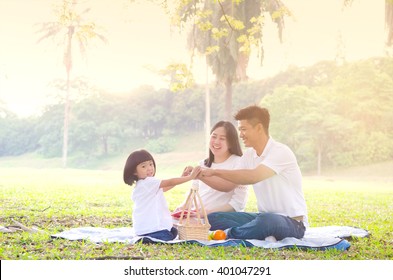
left=209, top=126, right=230, bottom=160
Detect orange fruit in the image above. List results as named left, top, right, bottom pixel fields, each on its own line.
left=213, top=230, right=226, bottom=240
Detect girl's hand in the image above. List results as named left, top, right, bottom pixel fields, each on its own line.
left=190, top=166, right=201, bottom=179
left=182, top=166, right=193, bottom=176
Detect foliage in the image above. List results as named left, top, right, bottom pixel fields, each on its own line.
left=171, top=0, right=289, bottom=119
left=261, top=58, right=393, bottom=173
left=0, top=167, right=392, bottom=260
left=34, top=104, right=63, bottom=157
left=159, top=63, right=195, bottom=92
left=0, top=109, right=39, bottom=156
left=1, top=57, right=392, bottom=172
left=36, top=1, right=108, bottom=70
left=146, top=136, right=177, bottom=154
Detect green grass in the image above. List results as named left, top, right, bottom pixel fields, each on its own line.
left=1, top=161, right=393, bottom=260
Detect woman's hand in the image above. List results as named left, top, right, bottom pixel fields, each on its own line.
left=200, top=168, right=215, bottom=177
left=173, top=205, right=185, bottom=214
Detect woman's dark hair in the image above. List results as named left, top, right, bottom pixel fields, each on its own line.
left=123, top=149, right=156, bottom=186
left=204, top=121, right=243, bottom=167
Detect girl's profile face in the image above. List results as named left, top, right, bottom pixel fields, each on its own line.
left=209, top=126, right=230, bottom=159
left=134, top=160, right=155, bottom=180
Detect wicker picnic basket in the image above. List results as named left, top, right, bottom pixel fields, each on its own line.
left=176, top=180, right=210, bottom=240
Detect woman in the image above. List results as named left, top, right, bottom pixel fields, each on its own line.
left=174, top=121, right=248, bottom=216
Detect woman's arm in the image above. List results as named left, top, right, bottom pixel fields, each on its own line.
left=228, top=185, right=248, bottom=212
left=197, top=175, right=238, bottom=192
left=205, top=203, right=235, bottom=216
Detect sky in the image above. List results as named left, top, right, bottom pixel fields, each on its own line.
left=0, top=0, right=387, bottom=117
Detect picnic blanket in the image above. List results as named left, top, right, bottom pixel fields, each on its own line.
left=51, top=225, right=369, bottom=251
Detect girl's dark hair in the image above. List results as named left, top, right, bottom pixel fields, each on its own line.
left=123, top=149, right=156, bottom=186
left=204, top=121, right=243, bottom=167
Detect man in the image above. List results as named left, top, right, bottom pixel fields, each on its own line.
left=200, top=105, right=308, bottom=241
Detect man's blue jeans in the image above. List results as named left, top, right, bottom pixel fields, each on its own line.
left=140, top=227, right=178, bottom=241
left=207, top=212, right=305, bottom=240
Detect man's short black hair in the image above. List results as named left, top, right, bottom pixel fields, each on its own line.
left=234, top=105, right=270, bottom=135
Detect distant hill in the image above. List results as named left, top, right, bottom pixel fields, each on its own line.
left=1, top=150, right=392, bottom=181
left=0, top=131, right=207, bottom=171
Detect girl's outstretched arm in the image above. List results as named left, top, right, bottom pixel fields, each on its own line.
left=160, top=166, right=201, bottom=192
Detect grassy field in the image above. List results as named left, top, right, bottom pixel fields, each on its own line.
left=1, top=157, right=393, bottom=260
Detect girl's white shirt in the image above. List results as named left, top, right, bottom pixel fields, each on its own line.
left=198, top=154, right=248, bottom=212
left=131, top=177, right=173, bottom=235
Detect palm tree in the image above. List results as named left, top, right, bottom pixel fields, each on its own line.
left=36, top=0, right=107, bottom=167
left=173, top=0, right=288, bottom=120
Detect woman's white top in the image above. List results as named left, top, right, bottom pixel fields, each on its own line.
left=198, top=154, right=248, bottom=212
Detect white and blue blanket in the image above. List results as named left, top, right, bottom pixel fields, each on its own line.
left=52, top=225, right=369, bottom=251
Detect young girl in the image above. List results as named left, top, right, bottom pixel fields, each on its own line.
left=123, top=149, right=200, bottom=241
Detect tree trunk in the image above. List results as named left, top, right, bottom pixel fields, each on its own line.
left=103, top=135, right=108, bottom=155
left=62, top=26, right=74, bottom=168
left=62, top=72, right=70, bottom=168
left=205, top=57, right=211, bottom=154
left=386, top=0, right=393, bottom=46
left=317, top=143, right=322, bottom=176
left=224, top=78, right=233, bottom=121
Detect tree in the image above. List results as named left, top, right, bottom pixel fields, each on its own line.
left=171, top=0, right=288, bottom=120
left=262, top=57, right=393, bottom=173
left=72, top=94, right=123, bottom=156
left=344, top=0, right=393, bottom=47
left=36, top=0, right=107, bottom=167
left=386, top=0, right=393, bottom=46
left=262, top=85, right=352, bottom=174
left=36, top=104, right=64, bottom=158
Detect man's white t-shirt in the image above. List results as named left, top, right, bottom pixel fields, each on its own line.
left=132, top=177, right=173, bottom=235
left=239, top=138, right=309, bottom=226
left=198, top=154, right=248, bottom=212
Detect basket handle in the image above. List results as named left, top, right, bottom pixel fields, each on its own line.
left=177, top=180, right=210, bottom=227
left=178, top=189, right=194, bottom=225
left=195, top=188, right=210, bottom=227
